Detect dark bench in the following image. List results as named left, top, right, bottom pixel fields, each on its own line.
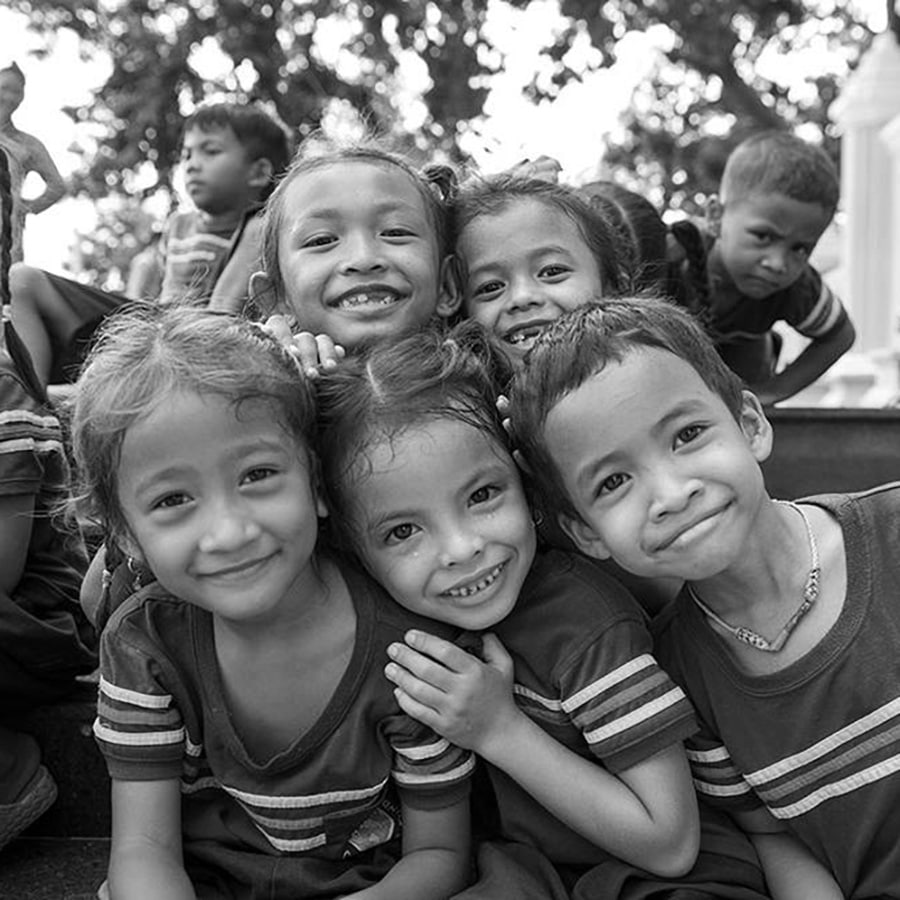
left=762, top=407, right=900, bottom=499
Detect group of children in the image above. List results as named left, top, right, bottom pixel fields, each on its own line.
left=0, top=86, right=893, bottom=900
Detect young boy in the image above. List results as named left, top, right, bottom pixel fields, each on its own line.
left=9, top=101, right=291, bottom=385
left=508, top=296, right=900, bottom=898
left=668, top=131, right=855, bottom=406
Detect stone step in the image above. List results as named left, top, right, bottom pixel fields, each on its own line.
left=0, top=837, right=109, bottom=899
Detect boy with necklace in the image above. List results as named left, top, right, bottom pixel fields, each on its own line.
left=508, top=297, right=899, bottom=898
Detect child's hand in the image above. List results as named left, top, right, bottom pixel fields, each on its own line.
left=496, top=393, right=531, bottom=475
left=261, top=314, right=346, bottom=378
left=385, top=630, right=519, bottom=753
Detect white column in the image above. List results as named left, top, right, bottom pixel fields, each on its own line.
left=830, top=32, right=900, bottom=354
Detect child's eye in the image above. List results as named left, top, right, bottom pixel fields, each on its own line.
left=538, top=263, right=570, bottom=279
left=597, top=473, right=628, bottom=496
left=302, top=234, right=336, bottom=249
left=471, top=280, right=505, bottom=300
left=469, top=484, right=501, bottom=506
left=749, top=231, right=774, bottom=245
left=385, top=523, right=419, bottom=544
left=152, top=492, right=190, bottom=511
left=382, top=226, right=415, bottom=239
left=791, top=244, right=813, bottom=258
left=243, top=466, right=278, bottom=485
left=675, top=424, right=705, bottom=446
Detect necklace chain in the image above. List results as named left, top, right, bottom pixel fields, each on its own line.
left=688, top=501, right=820, bottom=653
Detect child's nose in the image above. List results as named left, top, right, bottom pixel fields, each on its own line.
left=198, top=505, right=260, bottom=553
left=648, top=469, right=702, bottom=521
left=506, top=278, right=544, bottom=312
left=341, top=233, right=386, bottom=273
left=760, top=246, right=789, bottom=273
left=439, top=526, right=485, bottom=567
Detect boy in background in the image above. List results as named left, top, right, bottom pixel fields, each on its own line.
left=669, top=131, right=855, bottom=405
left=9, top=101, right=290, bottom=386
left=508, top=297, right=899, bottom=897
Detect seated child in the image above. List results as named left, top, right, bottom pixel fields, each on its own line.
left=68, top=304, right=473, bottom=899
left=508, top=296, right=898, bottom=897
left=0, top=143, right=95, bottom=853
left=314, top=323, right=771, bottom=899
left=0, top=62, right=66, bottom=265
left=10, top=101, right=291, bottom=385
left=668, top=130, right=855, bottom=405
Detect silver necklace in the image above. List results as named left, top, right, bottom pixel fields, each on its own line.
left=688, top=501, right=820, bottom=653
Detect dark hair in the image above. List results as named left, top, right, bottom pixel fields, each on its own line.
left=68, top=303, right=317, bottom=544
left=451, top=173, right=633, bottom=299
left=0, top=62, right=25, bottom=87
left=256, top=133, right=456, bottom=314
left=509, top=297, right=744, bottom=524
left=721, top=130, right=839, bottom=214
left=578, top=181, right=669, bottom=293
left=315, top=319, right=512, bottom=553
left=182, top=102, right=293, bottom=198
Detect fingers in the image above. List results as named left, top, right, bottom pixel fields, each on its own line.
left=403, top=630, right=476, bottom=670
left=262, top=313, right=294, bottom=344
left=480, top=633, right=514, bottom=679
left=286, top=331, right=347, bottom=378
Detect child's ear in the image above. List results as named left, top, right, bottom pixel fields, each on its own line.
left=249, top=270, right=283, bottom=314
left=738, top=390, right=773, bottom=463
left=706, top=194, right=724, bottom=238
left=558, top=513, right=612, bottom=561
left=248, top=157, right=274, bottom=192
left=435, top=255, right=463, bottom=319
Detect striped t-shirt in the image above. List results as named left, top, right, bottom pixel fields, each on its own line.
left=94, top=563, right=473, bottom=867
left=486, top=549, right=697, bottom=865
left=654, top=485, right=900, bottom=897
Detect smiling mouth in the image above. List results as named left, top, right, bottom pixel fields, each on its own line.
left=442, top=561, right=507, bottom=598
left=332, top=289, right=403, bottom=310
left=202, top=553, right=274, bottom=580
left=504, top=322, right=550, bottom=350
left=656, top=507, right=729, bottom=551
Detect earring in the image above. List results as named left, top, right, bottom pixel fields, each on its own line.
left=126, top=556, right=144, bottom=593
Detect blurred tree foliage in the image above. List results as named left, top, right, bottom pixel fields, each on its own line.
left=10, top=0, right=875, bottom=285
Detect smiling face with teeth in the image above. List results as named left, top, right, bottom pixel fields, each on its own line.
left=261, top=160, right=459, bottom=350
left=458, top=198, right=606, bottom=366
left=348, top=418, right=536, bottom=631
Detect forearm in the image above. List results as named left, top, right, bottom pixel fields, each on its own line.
left=344, top=847, right=470, bottom=900
left=108, top=845, right=196, bottom=900
left=479, top=710, right=695, bottom=874
left=754, top=326, right=854, bottom=405
left=751, top=831, right=843, bottom=900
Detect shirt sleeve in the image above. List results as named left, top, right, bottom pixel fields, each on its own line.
left=385, top=713, right=474, bottom=811
left=93, top=601, right=187, bottom=782
left=782, top=265, right=849, bottom=338
left=554, top=617, right=697, bottom=773
left=0, top=372, right=64, bottom=497
left=685, top=727, right=763, bottom=814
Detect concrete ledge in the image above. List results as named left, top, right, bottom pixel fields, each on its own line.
left=763, top=407, right=900, bottom=499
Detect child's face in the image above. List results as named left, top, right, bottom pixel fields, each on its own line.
left=349, top=418, right=536, bottom=630
left=0, top=72, right=24, bottom=120
left=180, top=124, right=266, bottom=216
left=272, top=161, right=456, bottom=350
left=711, top=193, right=831, bottom=298
left=547, top=347, right=772, bottom=583
left=458, top=198, right=604, bottom=365
left=116, top=390, right=326, bottom=625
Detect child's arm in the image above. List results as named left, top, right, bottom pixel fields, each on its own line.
left=386, top=631, right=699, bottom=877
left=343, top=796, right=470, bottom=900
left=207, top=214, right=263, bottom=314
left=0, top=494, right=34, bottom=596
left=20, top=136, right=65, bottom=216
left=754, top=316, right=855, bottom=406
left=107, top=778, right=196, bottom=900
left=732, top=807, right=843, bottom=899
